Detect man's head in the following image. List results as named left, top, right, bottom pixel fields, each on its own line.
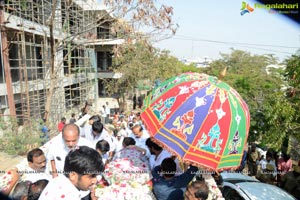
left=185, top=180, right=209, bottom=200
left=106, top=102, right=109, bottom=106
left=128, top=122, right=134, bottom=130
left=122, top=137, right=136, bottom=147
left=92, top=121, right=104, bottom=136
left=62, top=124, right=80, bottom=150
left=132, top=117, right=137, bottom=123
left=283, top=153, right=290, bottom=162
left=27, top=148, right=46, bottom=172
left=11, top=181, right=31, bottom=200
left=64, top=146, right=104, bottom=191
left=146, top=138, right=162, bottom=155
left=89, top=115, right=101, bottom=125
left=27, top=179, right=49, bottom=200
left=96, top=140, right=110, bottom=155
left=61, top=117, right=66, bottom=123
left=132, top=124, right=143, bottom=138
left=250, top=143, right=256, bottom=152
left=71, top=113, right=76, bottom=118
left=161, top=158, right=176, bottom=178
left=266, top=152, right=272, bottom=162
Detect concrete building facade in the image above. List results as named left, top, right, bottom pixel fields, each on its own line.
left=0, top=0, right=122, bottom=126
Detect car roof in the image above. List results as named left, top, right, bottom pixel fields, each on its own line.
left=236, top=182, right=296, bottom=200
left=221, top=172, right=259, bottom=183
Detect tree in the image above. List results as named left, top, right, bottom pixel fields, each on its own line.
left=284, top=50, right=300, bottom=142
left=105, top=41, right=184, bottom=109
left=284, top=50, right=300, bottom=102
left=259, top=92, right=295, bottom=151
left=181, top=64, right=200, bottom=73
left=105, top=0, right=178, bottom=41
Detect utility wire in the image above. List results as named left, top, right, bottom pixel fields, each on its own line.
left=174, top=35, right=299, bottom=49
left=166, top=35, right=296, bottom=54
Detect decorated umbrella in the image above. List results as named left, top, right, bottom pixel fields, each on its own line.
left=141, top=72, right=250, bottom=171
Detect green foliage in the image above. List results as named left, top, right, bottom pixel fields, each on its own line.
left=259, top=93, right=295, bottom=151
left=284, top=50, right=300, bottom=103
left=106, top=42, right=184, bottom=94
left=0, top=118, right=43, bottom=156
left=283, top=49, right=300, bottom=143
left=181, top=64, right=200, bottom=73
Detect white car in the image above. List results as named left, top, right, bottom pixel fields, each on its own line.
left=221, top=172, right=296, bottom=200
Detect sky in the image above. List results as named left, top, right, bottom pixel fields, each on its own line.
left=153, top=0, right=299, bottom=62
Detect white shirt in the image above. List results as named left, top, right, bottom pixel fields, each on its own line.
left=105, top=106, right=110, bottom=115
left=113, top=136, right=124, bottom=152
left=16, top=159, right=51, bottom=183
left=80, top=124, right=92, bottom=138
left=148, top=150, right=183, bottom=175
left=149, top=150, right=172, bottom=170
left=259, top=159, right=277, bottom=176
left=100, top=107, right=106, bottom=117
left=46, top=133, right=93, bottom=173
left=82, top=128, right=115, bottom=152
left=119, top=121, right=127, bottom=129
left=129, top=130, right=150, bottom=158
left=128, top=114, right=135, bottom=122
left=102, top=153, right=109, bottom=164
left=39, top=175, right=83, bottom=200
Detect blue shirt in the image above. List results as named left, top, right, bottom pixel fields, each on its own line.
left=152, top=165, right=198, bottom=200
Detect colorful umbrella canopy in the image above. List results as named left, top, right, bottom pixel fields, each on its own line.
left=141, top=73, right=250, bottom=171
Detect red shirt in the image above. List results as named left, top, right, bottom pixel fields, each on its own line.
left=57, top=122, right=65, bottom=132
left=277, top=158, right=292, bottom=173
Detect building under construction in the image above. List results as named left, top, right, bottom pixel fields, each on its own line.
left=0, top=0, right=123, bottom=126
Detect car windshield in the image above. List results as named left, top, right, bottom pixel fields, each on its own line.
left=237, top=182, right=296, bottom=200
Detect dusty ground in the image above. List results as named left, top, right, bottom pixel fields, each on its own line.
left=0, top=152, right=24, bottom=173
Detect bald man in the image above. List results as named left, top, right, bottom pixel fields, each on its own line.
left=46, top=124, right=93, bottom=178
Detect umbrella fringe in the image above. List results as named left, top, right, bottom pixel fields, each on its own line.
left=142, top=117, right=240, bottom=172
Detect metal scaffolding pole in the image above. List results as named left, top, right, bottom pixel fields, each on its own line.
left=0, top=5, right=16, bottom=117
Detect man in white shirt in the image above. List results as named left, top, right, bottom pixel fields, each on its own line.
left=100, top=105, right=107, bottom=124
left=119, top=116, right=127, bottom=130
left=80, top=115, right=101, bottom=138
left=105, top=102, right=110, bottom=124
left=46, top=124, right=93, bottom=178
left=146, top=138, right=182, bottom=174
left=129, top=123, right=150, bottom=158
left=39, top=146, right=104, bottom=200
left=3, top=148, right=50, bottom=196
left=259, top=152, right=277, bottom=177
left=128, top=111, right=135, bottom=122
left=114, top=130, right=125, bottom=152
left=82, top=121, right=115, bottom=152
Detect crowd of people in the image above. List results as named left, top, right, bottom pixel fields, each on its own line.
left=239, top=143, right=300, bottom=199
left=0, top=103, right=212, bottom=200
left=0, top=102, right=299, bottom=200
